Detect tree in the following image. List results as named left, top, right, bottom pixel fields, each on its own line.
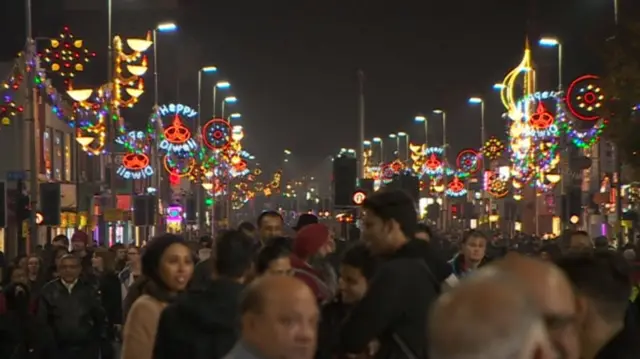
left=600, top=22, right=640, bottom=173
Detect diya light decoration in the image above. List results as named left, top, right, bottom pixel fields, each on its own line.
left=445, top=176, right=467, bottom=197
left=482, top=137, right=504, bottom=160
left=116, top=153, right=154, bottom=179
left=159, top=115, right=197, bottom=153
left=423, top=147, right=444, bottom=177
left=409, top=143, right=426, bottom=174
left=528, top=102, right=554, bottom=130
left=38, top=26, right=96, bottom=85
left=456, top=149, right=481, bottom=175
left=484, top=171, right=509, bottom=198
left=112, top=34, right=151, bottom=109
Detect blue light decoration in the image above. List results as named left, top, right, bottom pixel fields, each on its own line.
left=116, top=153, right=154, bottom=179
left=157, top=103, right=198, bottom=155
left=445, top=176, right=467, bottom=197
left=423, top=147, right=444, bottom=177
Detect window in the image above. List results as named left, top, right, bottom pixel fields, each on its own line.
left=43, top=128, right=52, bottom=180
left=64, top=133, right=72, bottom=181
left=53, top=131, right=63, bottom=181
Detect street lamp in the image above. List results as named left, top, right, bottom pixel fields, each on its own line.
left=469, top=97, right=488, bottom=228
left=157, top=22, right=178, bottom=33
left=432, top=109, right=448, bottom=231
left=221, top=96, right=237, bottom=118
left=372, top=137, right=384, bottom=163
left=196, top=64, right=217, bottom=232
left=363, top=140, right=371, bottom=146
left=229, top=112, right=242, bottom=120
left=212, top=81, right=231, bottom=117
left=539, top=37, right=563, bottom=90
left=493, top=83, right=505, bottom=91
left=398, top=132, right=410, bottom=161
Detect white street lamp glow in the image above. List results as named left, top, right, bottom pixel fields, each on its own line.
left=157, top=22, right=178, bottom=32
left=216, top=81, right=231, bottom=89
left=398, top=132, right=407, bottom=136
left=433, top=109, right=444, bottom=114
left=493, top=83, right=505, bottom=90
left=414, top=115, right=426, bottom=122
left=284, top=149, right=292, bottom=155
left=468, top=97, right=483, bottom=104
left=363, top=140, right=372, bottom=146
left=201, top=66, right=217, bottom=73
left=372, top=137, right=382, bottom=143
left=389, top=133, right=397, bottom=138
left=224, top=96, right=237, bottom=103
left=539, top=37, right=560, bottom=47
left=229, top=113, right=242, bottom=119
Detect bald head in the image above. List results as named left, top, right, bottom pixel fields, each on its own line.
left=430, top=268, right=549, bottom=359
left=241, top=275, right=315, bottom=315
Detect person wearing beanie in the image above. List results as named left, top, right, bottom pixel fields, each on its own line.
left=121, top=234, right=194, bottom=359
left=71, top=230, right=93, bottom=275
left=293, top=213, right=319, bottom=232
left=290, top=223, right=335, bottom=304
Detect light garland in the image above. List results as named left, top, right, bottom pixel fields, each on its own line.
left=38, top=26, right=96, bottom=85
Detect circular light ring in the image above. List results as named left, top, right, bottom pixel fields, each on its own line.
left=483, top=137, right=505, bottom=160
left=565, top=74, right=605, bottom=122
left=486, top=173, right=509, bottom=198
left=202, top=118, right=231, bottom=150
left=456, top=149, right=481, bottom=174
left=163, top=154, right=196, bottom=177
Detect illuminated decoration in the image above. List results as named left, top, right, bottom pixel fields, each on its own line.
left=352, top=191, right=367, bottom=205
left=482, top=137, right=504, bottom=160
left=117, top=153, right=154, bottom=179
left=165, top=205, right=183, bottom=233
left=499, top=40, right=534, bottom=121
left=0, top=63, right=25, bottom=126
left=565, top=75, right=605, bottom=122
left=445, top=176, right=467, bottom=197
left=158, top=103, right=197, bottom=119
left=115, top=129, right=153, bottom=154
left=112, top=33, right=151, bottom=109
left=528, top=102, right=554, bottom=130
left=38, top=26, right=96, bottom=85
left=456, top=149, right=481, bottom=175
left=409, top=143, right=426, bottom=174
left=159, top=115, right=197, bottom=153
left=163, top=154, right=196, bottom=178
left=423, top=147, right=444, bottom=177
left=202, top=118, right=231, bottom=150
left=484, top=171, right=509, bottom=198
left=380, top=159, right=406, bottom=184
left=557, top=101, right=607, bottom=149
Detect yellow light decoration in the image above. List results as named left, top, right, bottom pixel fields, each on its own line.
left=113, top=34, right=151, bottom=109
left=67, top=84, right=93, bottom=102
left=500, top=40, right=535, bottom=118
left=126, top=64, right=148, bottom=76
left=546, top=173, right=561, bottom=184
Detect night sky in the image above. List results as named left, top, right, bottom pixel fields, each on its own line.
left=1, top=0, right=638, bottom=177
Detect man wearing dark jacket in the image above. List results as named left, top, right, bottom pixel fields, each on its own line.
left=37, top=255, right=109, bottom=359
left=153, top=230, right=254, bottom=359
left=339, top=190, right=438, bottom=359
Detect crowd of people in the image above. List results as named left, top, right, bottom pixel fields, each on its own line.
left=0, top=189, right=639, bottom=359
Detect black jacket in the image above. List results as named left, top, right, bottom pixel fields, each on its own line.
left=339, top=242, right=438, bottom=359
left=37, top=279, right=108, bottom=348
left=0, top=311, right=56, bottom=359
left=190, top=258, right=213, bottom=291
left=318, top=299, right=352, bottom=359
left=153, top=279, right=244, bottom=359
left=595, top=323, right=640, bottom=359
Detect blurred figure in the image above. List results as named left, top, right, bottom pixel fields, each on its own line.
left=38, top=254, right=109, bottom=359
left=0, top=283, right=55, bottom=359
left=26, top=254, right=44, bottom=297
left=429, top=268, right=555, bottom=359
left=293, top=213, right=319, bottom=233
left=568, top=231, right=593, bottom=253
left=538, top=243, right=562, bottom=262
left=291, top=223, right=335, bottom=303
left=119, top=245, right=142, bottom=304
left=238, top=221, right=257, bottom=239
left=122, top=234, right=194, bottom=359
left=199, top=235, right=213, bottom=249
left=51, top=234, right=69, bottom=249
left=255, top=240, right=293, bottom=277
left=111, top=244, right=127, bottom=272
left=257, top=211, right=284, bottom=244
left=154, top=230, right=254, bottom=359
left=91, top=249, right=123, bottom=347
left=449, top=230, right=489, bottom=278
left=556, top=252, right=640, bottom=359
left=494, top=254, right=580, bottom=359
left=70, top=231, right=92, bottom=273
left=225, top=276, right=319, bottom=359
left=415, top=223, right=432, bottom=242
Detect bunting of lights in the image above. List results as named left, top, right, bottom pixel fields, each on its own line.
left=38, top=26, right=96, bottom=86
left=0, top=61, right=25, bottom=126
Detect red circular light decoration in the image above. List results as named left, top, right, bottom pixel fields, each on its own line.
left=425, top=154, right=442, bottom=170
left=163, top=155, right=196, bottom=177
left=565, top=74, right=605, bottom=121
left=528, top=102, right=554, bottom=130
left=163, top=115, right=191, bottom=144
left=122, top=153, right=150, bottom=170
left=352, top=191, right=367, bottom=205
left=456, top=149, right=481, bottom=174
left=448, top=176, right=465, bottom=193
left=202, top=118, right=231, bottom=150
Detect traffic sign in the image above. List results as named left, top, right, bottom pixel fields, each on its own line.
left=352, top=190, right=367, bottom=205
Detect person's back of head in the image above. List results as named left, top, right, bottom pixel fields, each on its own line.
left=555, top=251, right=631, bottom=326
left=429, top=268, right=554, bottom=359
left=216, top=230, right=255, bottom=281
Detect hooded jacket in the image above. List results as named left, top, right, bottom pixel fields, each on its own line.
left=153, top=279, right=244, bottom=359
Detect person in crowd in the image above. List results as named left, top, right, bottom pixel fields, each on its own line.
left=449, top=230, right=490, bottom=278
left=568, top=230, right=594, bottom=253
left=539, top=242, right=562, bottom=262
left=291, top=223, right=335, bottom=304
left=255, top=240, right=293, bottom=277
left=119, top=245, right=142, bottom=303
left=257, top=211, right=285, bottom=244
left=37, top=254, right=110, bottom=359
left=318, top=243, right=378, bottom=359
left=4, top=264, right=28, bottom=286
left=70, top=231, right=93, bottom=273
left=51, top=235, right=69, bottom=249
left=415, top=223, right=432, bottom=242
left=0, top=283, right=56, bottom=359
left=110, top=244, right=128, bottom=272
left=224, top=275, right=319, bottom=359
left=494, top=254, right=580, bottom=359
left=293, top=213, right=319, bottom=233
left=429, top=268, right=555, bottom=359
left=121, top=234, right=194, bottom=359
left=153, top=230, right=254, bottom=359
left=91, top=249, right=123, bottom=343
left=556, top=252, right=640, bottom=359
left=486, top=234, right=509, bottom=259
left=26, top=254, right=44, bottom=297
left=43, top=247, right=70, bottom=282
left=339, top=189, right=439, bottom=359
left=239, top=221, right=257, bottom=239
left=14, top=255, right=28, bottom=271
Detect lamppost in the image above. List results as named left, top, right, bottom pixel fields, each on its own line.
left=196, top=66, right=217, bottom=233
left=372, top=137, right=383, bottom=163
left=213, top=81, right=230, bottom=117
left=388, top=133, right=399, bottom=158
left=539, top=37, right=563, bottom=90
left=221, top=96, right=237, bottom=118
left=469, top=97, right=488, bottom=228
left=398, top=132, right=409, bottom=162
left=228, top=112, right=242, bottom=121
left=414, top=115, right=428, bottom=145
left=433, top=109, right=448, bottom=230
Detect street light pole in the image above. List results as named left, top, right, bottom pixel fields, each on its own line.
left=25, top=0, right=39, bottom=252
left=433, top=109, right=448, bottom=231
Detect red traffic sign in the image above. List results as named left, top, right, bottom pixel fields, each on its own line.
left=352, top=191, right=367, bottom=205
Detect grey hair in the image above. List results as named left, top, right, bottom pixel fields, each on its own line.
left=429, top=270, right=546, bottom=359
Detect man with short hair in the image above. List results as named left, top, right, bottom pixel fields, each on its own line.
left=556, top=252, right=640, bottom=359
left=339, top=189, right=438, bottom=358
left=38, top=254, right=109, bottom=359
left=429, top=268, right=555, bottom=359
left=154, top=230, right=255, bottom=359
left=225, top=276, right=319, bottom=359
left=257, top=211, right=284, bottom=244
left=568, top=230, right=593, bottom=253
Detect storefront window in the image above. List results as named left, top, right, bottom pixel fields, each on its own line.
left=43, top=128, right=52, bottom=180
left=53, top=130, right=63, bottom=181
left=64, top=133, right=72, bottom=181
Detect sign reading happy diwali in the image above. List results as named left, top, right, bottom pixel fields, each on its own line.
left=158, top=103, right=197, bottom=119
left=157, top=103, right=198, bottom=154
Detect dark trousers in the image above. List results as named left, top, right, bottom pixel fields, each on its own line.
left=57, top=343, right=99, bottom=359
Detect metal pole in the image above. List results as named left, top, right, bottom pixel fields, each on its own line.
left=212, top=87, right=217, bottom=117
left=424, top=120, right=428, bottom=146
left=480, top=101, right=490, bottom=230
left=152, top=30, right=160, bottom=236
left=442, top=112, right=448, bottom=231
left=221, top=101, right=225, bottom=119
left=614, top=0, right=619, bottom=25
left=405, top=135, right=410, bottom=162
left=106, top=0, right=117, bottom=245
left=196, top=71, right=203, bottom=233
left=558, top=44, right=563, bottom=90
left=357, top=70, right=365, bottom=179
left=26, top=0, right=38, bottom=252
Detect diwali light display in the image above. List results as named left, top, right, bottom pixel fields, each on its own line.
left=482, top=136, right=505, bottom=160
left=562, top=75, right=608, bottom=149
left=154, top=103, right=199, bottom=179
left=115, top=130, right=155, bottom=179
left=38, top=26, right=96, bottom=85
left=456, top=148, right=482, bottom=175
left=409, top=143, right=426, bottom=173
left=423, top=147, right=444, bottom=177
left=445, top=176, right=467, bottom=197
left=0, top=63, right=25, bottom=126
